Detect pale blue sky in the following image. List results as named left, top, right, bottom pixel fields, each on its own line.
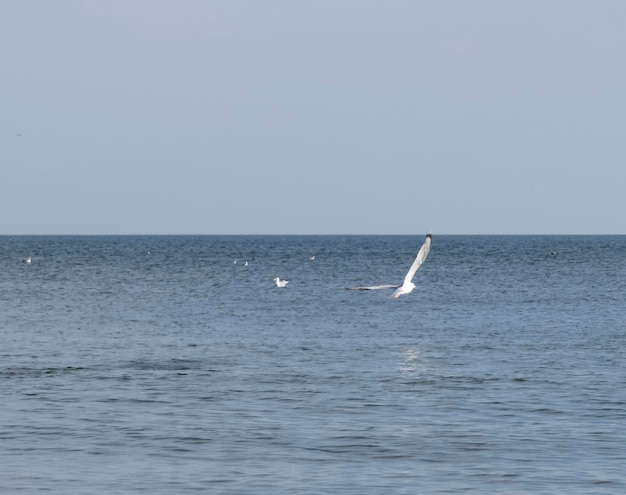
left=2, top=1, right=625, bottom=234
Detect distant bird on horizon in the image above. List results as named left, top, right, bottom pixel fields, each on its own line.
left=274, top=277, right=289, bottom=288
left=348, top=233, right=432, bottom=299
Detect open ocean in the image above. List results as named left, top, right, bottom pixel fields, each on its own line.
left=1, top=235, right=625, bottom=494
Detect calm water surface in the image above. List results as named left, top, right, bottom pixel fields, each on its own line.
left=1, top=235, right=625, bottom=494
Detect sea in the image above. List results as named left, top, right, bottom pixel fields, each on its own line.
left=1, top=235, right=625, bottom=494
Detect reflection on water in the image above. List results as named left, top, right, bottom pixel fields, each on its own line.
left=399, top=347, right=424, bottom=374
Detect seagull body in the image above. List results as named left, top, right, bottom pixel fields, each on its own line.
left=348, top=233, right=432, bottom=298
left=274, top=277, right=289, bottom=288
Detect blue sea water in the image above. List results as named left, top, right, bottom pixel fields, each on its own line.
left=1, top=235, right=625, bottom=494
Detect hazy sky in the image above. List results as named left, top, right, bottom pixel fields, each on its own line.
left=2, top=1, right=625, bottom=234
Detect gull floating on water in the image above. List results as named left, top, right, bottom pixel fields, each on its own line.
left=274, top=277, right=289, bottom=288
left=348, top=233, right=432, bottom=299
left=25, top=257, right=32, bottom=264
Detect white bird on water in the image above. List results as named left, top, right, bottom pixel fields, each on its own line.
left=274, top=277, right=289, bottom=288
left=348, top=233, right=432, bottom=299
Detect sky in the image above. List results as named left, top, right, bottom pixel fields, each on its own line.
left=2, top=1, right=626, bottom=235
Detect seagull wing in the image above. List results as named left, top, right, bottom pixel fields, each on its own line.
left=347, top=284, right=399, bottom=291
left=402, top=235, right=431, bottom=285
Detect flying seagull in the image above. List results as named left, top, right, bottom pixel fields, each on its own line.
left=348, top=233, right=432, bottom=298
left=274, top=277, right=289, bottom=288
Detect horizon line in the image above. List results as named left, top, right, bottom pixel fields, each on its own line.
left=1, top=233, right=623, bottom=237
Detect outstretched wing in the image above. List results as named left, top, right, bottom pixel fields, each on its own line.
left=402, top=235, right=431, bottom=285
left=347, top=284, right=399, bottom=291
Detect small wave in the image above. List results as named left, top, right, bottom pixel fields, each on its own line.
left=124, top=358, right=204, bottom=372
left=1, top=366, right=85, bottom=379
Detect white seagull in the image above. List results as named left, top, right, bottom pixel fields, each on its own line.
left=274, top=277, right=289, bottom=288
left=348, top=233, right=432, bottom=299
